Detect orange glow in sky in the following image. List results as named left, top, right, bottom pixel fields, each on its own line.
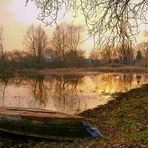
left=0, top=0, right=147, bottom=53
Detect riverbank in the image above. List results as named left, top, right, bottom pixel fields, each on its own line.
left=0, top=84, right=147, bottom=147
left=80, top=84, right=148, bottom=147
left=0, top=66, right=148, bottom=76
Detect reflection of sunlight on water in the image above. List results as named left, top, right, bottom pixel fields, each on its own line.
left=0, top=73, right=148, bottom=114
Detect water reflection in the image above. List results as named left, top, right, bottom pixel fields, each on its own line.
left=0, top=73, right=148, bottom=114
left=136, top=75, right=142, bottom=85
left=0, top=76, right=9, bottom=103
left=53, top=75, right=84, bottom=113
left=29, top=75, right=48, bottom=107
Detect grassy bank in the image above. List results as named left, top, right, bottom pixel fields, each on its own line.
left=0, top=66, right=148, bottom=76
left=0, top=84, right=147, bottom=147
left=80, top=84, right=148, bottom=147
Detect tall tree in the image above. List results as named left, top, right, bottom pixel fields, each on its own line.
left=115, top=42, right=133, bottom=64
left=0, top=25, right=4, bottom=60
left=136, top=30, right=148, bottom=61
left=100, top=45, right=113, bottom=63
left=136, top=50, right=143, bottom=61
left=51, top=23, right=84, bottom=67
left=137, top=42, right=148, bottom=60
left=51, top=23, right=68, bottom=66
left=66, top=25, right=83, bottom=54
left=24, top=25, right=49, bottom=67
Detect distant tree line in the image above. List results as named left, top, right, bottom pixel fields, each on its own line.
left=90, top=31, right=148, bottom=67
left=0, top=23, right=148, bottom=69
left=0, top=23, right=86, bottom=69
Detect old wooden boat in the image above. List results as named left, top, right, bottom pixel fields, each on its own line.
left=0, top=107, right=101, bottom=140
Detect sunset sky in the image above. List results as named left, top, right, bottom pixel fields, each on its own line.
left=0, top=0, right=148, bottom=54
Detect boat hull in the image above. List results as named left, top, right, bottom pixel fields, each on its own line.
left=0, top=107, right=89, bottom=140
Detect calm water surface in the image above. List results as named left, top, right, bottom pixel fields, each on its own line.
left=0, top=73, right=148, bottom=114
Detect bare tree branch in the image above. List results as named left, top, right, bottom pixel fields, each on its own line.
left=24, top=25, right=49, bottom=66
left=26, top=0, right=148, bottom=48
left=51, top=23, right=84, bottom=67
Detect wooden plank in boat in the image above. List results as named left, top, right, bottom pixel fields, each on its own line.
left=0, top=107, right=84, bottom=120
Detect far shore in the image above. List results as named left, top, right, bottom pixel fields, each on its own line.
left=0, top=66, right=148, bottom=76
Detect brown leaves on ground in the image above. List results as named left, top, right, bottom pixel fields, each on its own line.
left=80, top=84, right=148, bottom=147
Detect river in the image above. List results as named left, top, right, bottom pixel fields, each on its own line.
left=0, top=73, right=148, bottom=114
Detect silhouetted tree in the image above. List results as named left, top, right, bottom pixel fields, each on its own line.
left=136, top=50, right=143, bottom=61
left=51, top=23, right=85, bottom=67
left=100, top=45, right=113, bottom=64
left=136, top=31, right=148, bottom=60
left=0, top=25, right=4, bottom=60
left=51, top=23, right=68, bottom=66
left=115, top=43, right=133, bottom=64
left=24, top=25, right=49, bottom=68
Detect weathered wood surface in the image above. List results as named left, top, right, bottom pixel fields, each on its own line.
left=0, top=107, right=89, bottom=140
left=0, top=107, right=83, bottom=119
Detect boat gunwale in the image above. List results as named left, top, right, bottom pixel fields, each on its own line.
left=0, top=107, right=84, bottom=120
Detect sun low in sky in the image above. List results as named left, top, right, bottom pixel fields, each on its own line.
left=0, top=0, right=147, bottom=52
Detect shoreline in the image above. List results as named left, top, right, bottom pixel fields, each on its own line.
left=0, top=66, right=148, bottom=76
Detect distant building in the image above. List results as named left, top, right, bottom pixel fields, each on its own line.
left=85, top=58, right=101, bottom=66
left=43, top=55, right=53, bottom=63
